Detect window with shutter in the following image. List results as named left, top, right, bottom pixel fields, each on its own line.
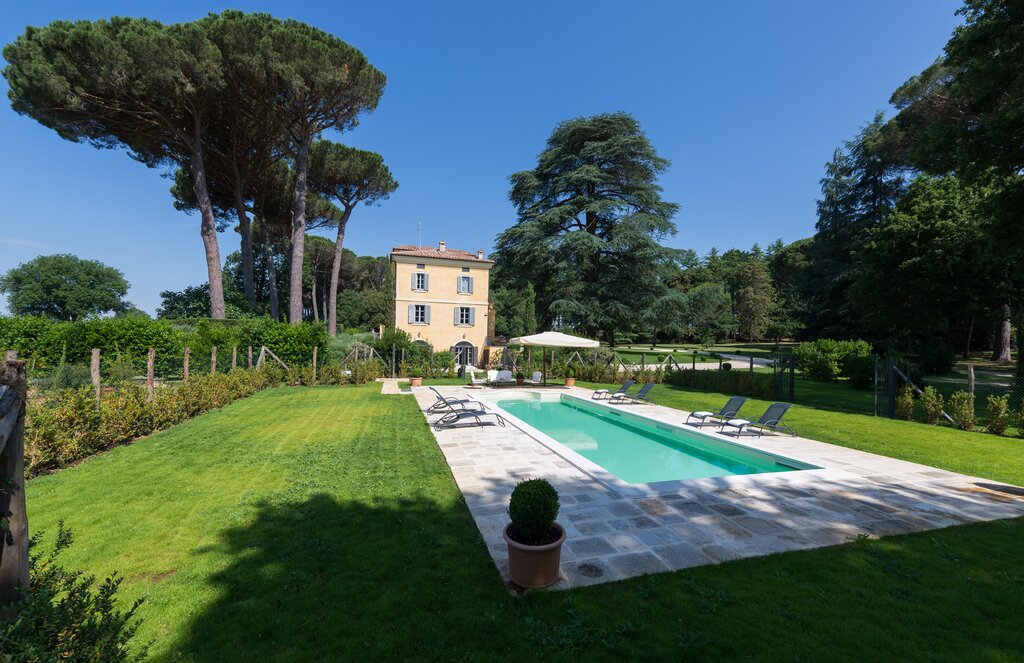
left=469, top=307, right=476, bottom=325
left=424, top=305, right=431, bottom=324
left=407, top=304, right=415, bottom=324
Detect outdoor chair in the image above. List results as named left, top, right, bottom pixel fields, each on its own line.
left=592, top=380, right=636, bottom=400
left=426, top=386, right=484, bottom=412
left=468, top=370, right=486, bottom=386
left=685, top=396, right=748, bottom=427
left=527, top=371, right=543, bottom=385
left=611, top=382, right=654, bottom=404
left=719, top=402, right=796, bottom=437
left=433, top=399, right=506, bottom=429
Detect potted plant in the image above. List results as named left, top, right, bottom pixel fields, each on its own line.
left=409, top=373, right=423, bottom=387
left=515, top=371, right=525, bottom=386
left=563, top=366, right=575, bottom=387
left=503, top=478, right=564, bottom=588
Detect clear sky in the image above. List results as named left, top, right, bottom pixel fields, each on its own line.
left=0, top=0, right=963, bottom=315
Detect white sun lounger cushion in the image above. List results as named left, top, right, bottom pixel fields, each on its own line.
left=594, top=389, right=609, bottom=394
left=724, top=418, right=749, bottom=427
left=691, top=411, right=713, bottom=418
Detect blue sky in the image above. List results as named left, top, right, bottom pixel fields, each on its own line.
left=0, top=1, right=963, bottom=315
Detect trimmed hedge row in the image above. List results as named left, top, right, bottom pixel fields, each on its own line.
left=666, top=368, right=776, bottom=399
left=0, top=315, right=329, bottom=374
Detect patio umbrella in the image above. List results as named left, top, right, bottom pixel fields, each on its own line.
left=507, top=331, right=599, bottom=385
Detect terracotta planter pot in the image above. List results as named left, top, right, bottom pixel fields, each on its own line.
left=564, top=377, right=575, bottom=387
left=504, top=523, right=565, bottom=588
left=516, top=377, right=525, bottom=386
left=409, top=377, right=423, bottom=387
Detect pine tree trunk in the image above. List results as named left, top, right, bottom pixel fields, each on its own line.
left=311, top=275, right=319, bottom=322
left=288, top=139, right=310, bottom=324
left=992, top=303, right=1012, bottom=362
left=327, top=207, right=354, bottom=337
left=234, top=164, right=255, bottom=308
left=189, top=141, right=225, bottom=319
left=265, top=240, right=280, bottom=321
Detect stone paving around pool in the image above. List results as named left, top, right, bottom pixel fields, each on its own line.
left=414, top=385, right=1024, bottom=589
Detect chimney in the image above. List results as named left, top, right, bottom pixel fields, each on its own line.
left=477, top=249, right=484, bottom=260
left=438, top=240, right=446, bottom=252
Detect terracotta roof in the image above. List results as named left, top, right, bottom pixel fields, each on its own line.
left=391, top=245, right=494, bottom=263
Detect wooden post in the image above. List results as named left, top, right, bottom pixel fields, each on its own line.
left=247, top=345, right=253, bottom=369
left=312, top=346, right=318, bottom=385
left=967, top=364, right=975, bottom=394
left=146, top=348, right=155, bottom=400
left=692, top=352, right=696, bottom=369
left=90, top=348, right=101, bottom=403
left=749, top=356, right=754, bottom=373
left=0, top=358, right=29, bottom=617
left=183, top=347, right=190, bottom=383
left=232, top=346, right=237, bottom=370
left=210, top=346, right=217, bottom=374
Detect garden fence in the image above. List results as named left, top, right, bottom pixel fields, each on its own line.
left=0, top=354, right=28, bottom=619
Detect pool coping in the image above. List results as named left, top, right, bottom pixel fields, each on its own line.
left=475, top=390, right=827, bottom=498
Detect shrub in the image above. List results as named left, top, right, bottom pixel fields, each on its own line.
left=42, top=363, right=92, bottom=390
left=895, top=385, right=914, bottom=420
left=0, top=523, right=144, bottom=661
left=947, top=390, right=975, bottom=430
left=794, top=339, right=871, bottom=382
left=667, top=368, right=774, bottom=399
left=986, top=394, right=1010, bottom=436
left=721, top=362, right=732, bottom=371
left=920, top=386, right=945, bottom=425
left=507, top=478, right=560, bottom=544
left=842, top=354, right=875, bottom=389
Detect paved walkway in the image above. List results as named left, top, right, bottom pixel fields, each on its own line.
left=415, top=385, right=1024, bottom=589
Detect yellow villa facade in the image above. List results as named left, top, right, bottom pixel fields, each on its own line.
left=391, top=241, right=495, bottom=367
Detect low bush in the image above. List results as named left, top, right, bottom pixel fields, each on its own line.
left=794, top=339, right=872, bottom=382
left=920, top=386, right=945, bottom=425
left=507, top=478, right=560, bottom=544
left=0, top=523, right=144, bottom=661
left=895, top=385, right=914, bottom=420
left=947, top=390, right=975, bottom=431
left=986, top=394, right=1010, bottom=436
left=41, top=363, right=92, bottom=390
left=667, top=368, right=775, bottom=399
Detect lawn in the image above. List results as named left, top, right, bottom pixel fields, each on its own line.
left=27, top=385, right=1024, bottom=660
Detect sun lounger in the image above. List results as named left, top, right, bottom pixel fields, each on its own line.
left=426, top=386, right=484, bottom=412
left=719, top=402, right=795, bottom=437
left=610, top=382, right=654, bottom=404
left=685, top=396, right=748, bottom=427
left=468, top=370, right=486, bottom=386
left=433, top=398, right=506, bottom=428
left=593, top=380, right=636, bottom=400
left=527, top=371, right=543, bottom=385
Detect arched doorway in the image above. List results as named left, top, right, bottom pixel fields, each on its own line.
left=452, top=341, right=476, bottom=368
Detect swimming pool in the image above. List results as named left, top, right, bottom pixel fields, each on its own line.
left=492, top=395, right=814, bottom=484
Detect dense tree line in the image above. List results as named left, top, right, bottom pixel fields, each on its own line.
left=3, top=11, right=396, bottom=333
left=495, top=2, right=1022, bottom=376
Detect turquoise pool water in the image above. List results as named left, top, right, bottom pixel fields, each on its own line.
left=493, top=396, right=804, bottom=484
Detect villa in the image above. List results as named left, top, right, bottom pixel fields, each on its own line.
left=391, top=241, right=495, bottom=367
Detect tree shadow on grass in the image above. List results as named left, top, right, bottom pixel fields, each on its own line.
left=168, top=493, right=514, bottom=660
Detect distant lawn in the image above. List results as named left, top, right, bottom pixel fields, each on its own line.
left=581, top=380, right=1024, bottom=487
left=615, top=342, right=797, bottom=359
left=24, top=384, right=1024, bottom=660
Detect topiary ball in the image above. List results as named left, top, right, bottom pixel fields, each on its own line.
left=508, top=478, right=560, bottom=543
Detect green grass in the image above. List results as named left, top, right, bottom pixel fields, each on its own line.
left=581, top=381, right=1024, bottom=487
left=27, top=385, right=1024, bottom=660
left=616, top=342, right=798, bottom=359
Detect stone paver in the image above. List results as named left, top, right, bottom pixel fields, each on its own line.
left=413, top=385, right=1024, bottom=590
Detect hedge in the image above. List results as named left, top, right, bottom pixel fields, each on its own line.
left=0, top=315, right=328, bottom=375
left=666, top=368, right=776, bottom=399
